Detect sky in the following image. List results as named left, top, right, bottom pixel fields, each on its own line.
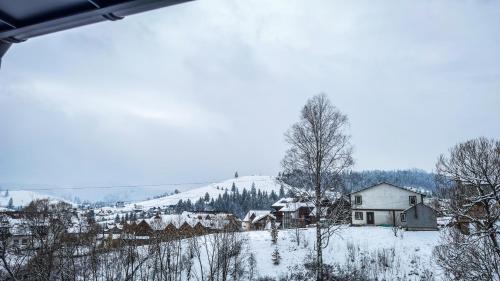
left=0, top=0, right=499, bottom=200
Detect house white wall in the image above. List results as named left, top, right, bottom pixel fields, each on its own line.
left=351, top=183, right=423, bottom=210
left=351, top=210, right=404, bottom=226
left=351, top=183, right=424, bottom=226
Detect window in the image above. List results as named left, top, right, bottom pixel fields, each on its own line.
left=354, top=212, right=363, bottom=220
left=400, top=213, right=406, bottom=222
left=409, top=196, right=417, bottom=205
left=355, top=195, right=362, bottom=205
left=21, top=239, right=28, bottom=245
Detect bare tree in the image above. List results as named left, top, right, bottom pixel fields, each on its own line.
left=282, top=94, right=354, bottom=281
left=435, top=137, right=500, bottom=279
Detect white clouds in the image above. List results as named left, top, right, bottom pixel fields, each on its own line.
left=7, top=80, right=229, bottom=133
left=0, top=0, right=499, bottom=191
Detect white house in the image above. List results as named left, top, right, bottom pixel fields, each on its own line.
left=349, top=182, right=426, bottom=226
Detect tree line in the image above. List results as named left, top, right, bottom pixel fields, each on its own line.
left=175, top=183, right=287, bottom=218
left=280, top=169, right=438, bottom=194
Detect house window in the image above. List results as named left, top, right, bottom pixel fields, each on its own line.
left=400, top=213, right=406, bottom=222
left=354, top=195, right=362, bottom=205
left=409, top=196, right=417, bottom=205
left=354, top=212, right=363, bottom=220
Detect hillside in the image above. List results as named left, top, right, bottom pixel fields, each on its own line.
left=125, top=175, right=287, bottom=210
left=0, top=190, right=71, bottom=208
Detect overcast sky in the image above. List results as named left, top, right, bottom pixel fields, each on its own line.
left=0, top=0, right=499, bottom=193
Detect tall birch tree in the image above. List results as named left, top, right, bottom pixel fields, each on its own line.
left=282, top=94, right=353, bottom=281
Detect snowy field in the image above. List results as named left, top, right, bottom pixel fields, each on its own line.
left=0, top=190, right=70, bottom=208
left=246, top=226, right=442, bottom=280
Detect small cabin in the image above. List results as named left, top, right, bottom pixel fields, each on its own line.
left=401, top=203, right=438, bottom=231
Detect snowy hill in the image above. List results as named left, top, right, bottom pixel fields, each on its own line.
left=0, top=190, right=72, bottom=208
left=126, top=175, right=287, bottom=210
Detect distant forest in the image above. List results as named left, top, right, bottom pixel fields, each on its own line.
left=280, top=169, right=437, bottom=193
left=343, top=169, right=437, bottom=192
left=175, top=183, right=285, bottom=218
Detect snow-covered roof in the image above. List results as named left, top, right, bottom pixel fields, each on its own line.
left=134, top=211, right=236, bottom=230
left=272, top=198, right=296, bottom=208
left=243, top=210, right=271, bottom=222
left=279, top=202, right=314, bottom=212
left=350, top=182, right=427, bottom=196
left=252, top=213, right=276, bottom=224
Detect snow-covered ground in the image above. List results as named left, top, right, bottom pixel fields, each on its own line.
left=247, top=226, right=442, bottom=280
left=0, top=190, right=71, bottom=208
left=124, top=175, right=286, bottom=210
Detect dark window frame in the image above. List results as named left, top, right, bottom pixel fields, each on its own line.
left=354, top=211, right=363, bottom=220
left=400, top=213, right=406, bottom=222
left=409, top=195, right=417, bottom=205
left=355, top=195, right=362, bottom=205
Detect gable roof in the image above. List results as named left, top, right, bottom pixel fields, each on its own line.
left=252, top=213, right=276, bottom=224
left=349, top=182, right=427, bottom=196
left=403, top=202, right=437, bottom=213
left=271, top=197, right=296, bottom=208
left=279, top=202, right=314, bottom=212
left=243, top=210, right=271, bottom=222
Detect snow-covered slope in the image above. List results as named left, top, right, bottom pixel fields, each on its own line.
left=126, top=175, right=287, bottom=209
left=0, top=190, right=72, bottom=208
left=247, top=227, right=441, bottom=279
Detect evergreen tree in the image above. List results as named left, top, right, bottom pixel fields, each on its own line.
left=279, top=185, right=285, bottom=198
left=271, top=219, right=278, bottom=244
left=195, top=198, right=205, bottom=211
left=231, top=182, right=236, bottom=192
left=4, top=190, right=8, bottom=197
left=204, top=192, right=210, bottom=202
left=86, top=209, right=96, bottom=224
left=7, top=197, right=13, bottom=209
left=234, top=171, right=239, bottom=178
left=114, top=214, right=120, bottom=223
left=272, top=248, right=281, bottom=265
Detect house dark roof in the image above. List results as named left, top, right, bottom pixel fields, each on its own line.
left=349, top=182, right=427, bottom=196
left=0, top=0, right=193, bottom=66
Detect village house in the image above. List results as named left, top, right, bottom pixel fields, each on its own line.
left=271, top=195, right=350, bottom=229
left=242, top=210, right=276, bottom=231
left=350, top=182, right=436, bottom=229
left=271, top=198, right=314, bottom=228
